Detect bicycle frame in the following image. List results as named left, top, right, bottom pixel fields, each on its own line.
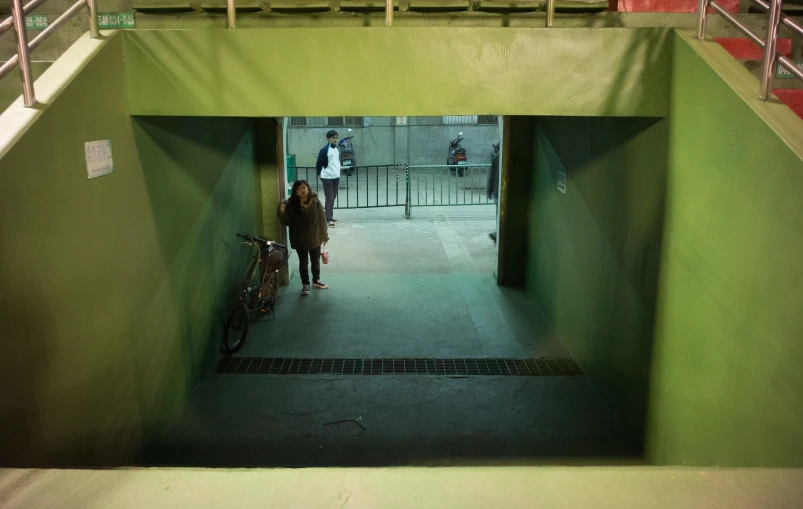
left=235, top=234, right=288, bottom=314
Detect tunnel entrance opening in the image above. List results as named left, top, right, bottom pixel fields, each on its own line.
left=141, top=114, right=649, bottom=468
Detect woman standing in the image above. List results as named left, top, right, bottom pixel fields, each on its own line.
left=278, top=180, right=329, bottom=296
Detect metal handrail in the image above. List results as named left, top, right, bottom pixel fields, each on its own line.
left=752, top=0, right=803, bottom=38
left=697, top=0, right=803, bottom=100
left=1, top=0, right=99, bottom=107
left=287, top=164, right=405, bottom=209
left=226, top=0, right=555, bottom=28
left=0, top=0, right=47, bottom=36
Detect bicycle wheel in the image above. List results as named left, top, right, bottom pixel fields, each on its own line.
left=223, top=301, right=249, bottom=353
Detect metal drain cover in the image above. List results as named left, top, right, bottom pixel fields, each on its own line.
left=216, top=357, right=583, bottom=376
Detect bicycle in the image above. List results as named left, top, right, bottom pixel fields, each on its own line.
left=222, top=233, right=289, bottom=354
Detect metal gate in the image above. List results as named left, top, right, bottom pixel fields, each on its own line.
left=288, top=165, right=406, bottom=209
left=287, top=164, right=493, bottom=218
left=406, top=164, right=493, bottom=218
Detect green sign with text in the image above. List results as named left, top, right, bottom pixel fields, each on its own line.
left=776, top=61, right=803, bottom=79
left=97, top=13, right=135, bottom=29
left=25, top=15, right=48, bottom=30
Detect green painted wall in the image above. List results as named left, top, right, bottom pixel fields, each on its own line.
left=523, top=30, right=803, bottom=466
left=257, top=118, right=281, bottom=244
left=0, top=33, right=262, bottom=466
left=498, top=116, right=535, bottom=287
left=645, top=31, right=803, bottom=467
left=525, top=116, right=668, bottom=448
left=123, top=27, right=672, bottom=117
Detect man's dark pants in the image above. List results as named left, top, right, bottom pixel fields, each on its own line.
left=321, top=177, right=339, bottom=222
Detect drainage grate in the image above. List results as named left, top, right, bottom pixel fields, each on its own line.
left=216, top=357, right=583, bottom=376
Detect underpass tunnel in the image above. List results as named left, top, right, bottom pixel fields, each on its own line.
left=0, top=26, right=802, bottom=475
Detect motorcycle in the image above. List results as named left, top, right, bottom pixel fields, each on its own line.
left=446, top=132, right=467, bottom=176
left=338, top=128, right=356, bottom=177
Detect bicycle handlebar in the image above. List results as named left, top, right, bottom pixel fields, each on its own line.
left=236, top=233, right=285, bottom=249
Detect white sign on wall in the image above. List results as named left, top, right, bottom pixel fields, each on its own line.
left=396, top=116, right=408, bottom=125
left=557, top=170, right=567, bottom=194
left=85, top=139, right=114, bottom=179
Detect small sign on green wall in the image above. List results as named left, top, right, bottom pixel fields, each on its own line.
left=557, top=171, right=567, bottom=194
left=25, top=15, right=48, bottom=30
left=98, top=13, right=136, bottom=29
left=85, top=139, right=114, bottom=180
left=776, top=61, right=803, bottom=79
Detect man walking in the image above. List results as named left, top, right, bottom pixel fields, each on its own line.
left=316, top=130, right=340, bottom=228
left=488, top=142, right=500, bottom=243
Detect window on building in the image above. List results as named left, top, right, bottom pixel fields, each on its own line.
left=307, top=117, right=328, bottom=127
left=442, top=115, right=478, bottom=125
left=441, top=115, right=498, bottom=125
left=289, top=117, right=364, bottom=127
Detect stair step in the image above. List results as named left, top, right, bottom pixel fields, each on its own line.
left=339, top=0, right=398, bottom=11
left=474, top=0, right=539, bottom=13
left=618, top=0, right=738, bottom=12
left=773, top=89, right=803, bottom=120
left=715, top=37, right=793, bottom=61
left=268, top=0, right=330, bottom=12
left=408, top=0, right=470, bottom=12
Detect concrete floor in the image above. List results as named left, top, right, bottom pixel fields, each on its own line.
left=241, top=205, right=565, bottom=359
left=145, top=206, right=640, bottom=467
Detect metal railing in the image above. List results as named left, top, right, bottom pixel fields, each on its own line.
left=226, top=0, right=553, bottom=28
left=697, top=0, right=803, bottom=100
left=0, top=0, right=99, bottom=107
left=286, top=163, right=495, bottom=218
left=288, top=165, right=407, bottom=209
left=406, top=164, right=494, bottom=218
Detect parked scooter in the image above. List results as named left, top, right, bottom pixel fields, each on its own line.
left=338, top=128, right=356, bottom=177
left=446, top=132, right=467, bottom=176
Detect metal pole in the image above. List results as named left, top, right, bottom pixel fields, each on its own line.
left=546, top=0, right=555, bottom=27
left=0, top=0, right=87, bottom=81
left=751, top=0, right=803, bottom=38
left=0, top=0, right=47, bottom=36
left=760, top=0, right=783, bottom=100
left=385, top=0, right=393, bottom=26
left=11, top=0, right=35, bottom=107
left=86, top=0, right=99, bottom=38
left=405, top=166, right=410, bottom=219
left=696, top=0, right=709, bottom=40
left=709, top=1, right=765, bottom=48
left=227, top=0, right=235, bottom=28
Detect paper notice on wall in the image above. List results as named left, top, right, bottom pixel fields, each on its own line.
left=557, top=170, right=567, bottom=194
left=85, top=140, right=114, bottom=179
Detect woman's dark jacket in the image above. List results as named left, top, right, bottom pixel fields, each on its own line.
left=277, top=195, right=329, bottom=250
